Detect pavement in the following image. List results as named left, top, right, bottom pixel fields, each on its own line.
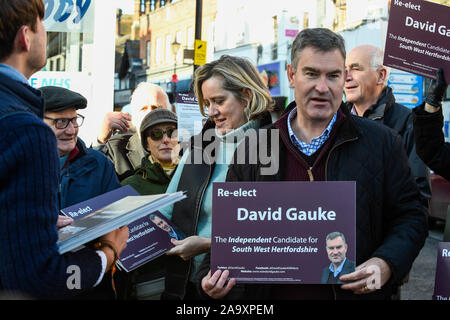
left=401, top=220, right=445, bottom=300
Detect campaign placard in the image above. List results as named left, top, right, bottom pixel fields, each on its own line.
left=433, top=242, right=450, bottom=300
left=118, top=211, right=180, bottom=272
left=211, top=181, right=356, bottom=284
left=175, top=93, right=208, bottom=142
left=58, top=186, right=186, bottom=272
left=383, top=0, right=450, bottom=82
left=60, top=185, right=139, bottom=219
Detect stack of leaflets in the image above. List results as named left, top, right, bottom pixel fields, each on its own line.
left=57, top=186, right=185, bottom=257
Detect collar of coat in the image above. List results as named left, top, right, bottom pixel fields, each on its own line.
left=279, top=100, right=362, bottom=146
left=345, top=86, right=396, bottom=121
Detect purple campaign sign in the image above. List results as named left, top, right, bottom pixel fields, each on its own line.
left=118, top=211, right=177, bottom=272
left=211, top=181, right=356, bottom=284
left=384, top=0, right=450, bottom=82
left=433, top=242, right=450, bottom=300
left=175, top=92, right=198, bottom=104
left=60, top=185, right=139, bottom=219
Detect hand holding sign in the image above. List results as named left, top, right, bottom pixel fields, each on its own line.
left=166, top=236, right=211, bottom=261
left=201, top=270, right=236, bottom=299
left=339, top=257, right=391, bottom=294
left=425, top=68, right=448, bottom=108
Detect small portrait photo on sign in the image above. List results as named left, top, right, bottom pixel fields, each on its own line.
left=321, top=232, right=356, bottom=284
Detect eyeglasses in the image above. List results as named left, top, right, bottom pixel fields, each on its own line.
left=44, top=114, right=85, bottom=129
left=149, top=128, right=177, bottom=141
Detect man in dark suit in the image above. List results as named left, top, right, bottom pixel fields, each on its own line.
left=321, top=232, right=355, bottom=284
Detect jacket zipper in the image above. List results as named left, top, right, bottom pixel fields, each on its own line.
left=183, top=147, right=214, bottom=295
left=307, top=168, right=314, bottom=182
left=324, top=136, right=358, bottom=300
left=284, top=138, right=316, bottom=182
left=324, top=137, right=358, bottom=181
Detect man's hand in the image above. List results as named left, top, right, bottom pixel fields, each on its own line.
left=339, top=257, right=392, bottom=294
left=165, top=236, right=211, bottom=261
left=56, top=215, right=73, bottom=229
left=201, top=270, right=236, bottom=299
left=100, top=226, right=129, bottom=257
left=97, top=112, right=132, bottom=144
left=425, top=68, right=447, bottom=110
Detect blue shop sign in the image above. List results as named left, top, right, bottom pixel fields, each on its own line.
left=387, top=70, right=423, bottom=109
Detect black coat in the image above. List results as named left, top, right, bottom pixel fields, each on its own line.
left=346, top=86, right=431, bottom=207
left=412, top=103, right=450, bottom=181
left=197, top=103, right=428, bottom=300
left=161, top=112, right=273, bottom=300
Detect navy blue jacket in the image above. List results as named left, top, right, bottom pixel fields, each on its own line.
left=0, top=71, right=102, bottom=299
left=59, top=138, right=120, bottom=210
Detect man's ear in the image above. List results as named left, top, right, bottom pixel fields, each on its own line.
left=286, top=64, right=295, bottom=88
left=15, top=25, right=32, bottom=52
left=377, top=67, right=387, bottom=86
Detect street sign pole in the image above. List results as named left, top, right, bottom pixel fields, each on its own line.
left=194, top=0, right=202, bottom=72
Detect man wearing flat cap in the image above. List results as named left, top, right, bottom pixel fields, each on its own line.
left=40, top=86, right=123, bottom=299
left=40, top=86, right=121, bottom=211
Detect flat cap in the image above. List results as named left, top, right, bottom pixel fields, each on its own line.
left=39, top=86, right=87, bottom=112
left=140, top=108, right=178, bottom=135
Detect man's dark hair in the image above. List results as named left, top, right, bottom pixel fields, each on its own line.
left=290, top=28, right=346, bottom=72
left=0, top=0, right=45, bottom=61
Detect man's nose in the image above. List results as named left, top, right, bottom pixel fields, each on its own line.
left=315, top=76, right=329, bottom=93
left=64, top=121, right=77, bottom=134
left=345, top=69, right=353, bottom=82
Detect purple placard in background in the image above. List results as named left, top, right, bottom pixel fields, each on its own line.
left=383, top=0, right=450, bottom=83
left=175, top=92, right=198, bottom=104
left=433, top=242, right=450, bottom=300
left=211, top=181, right=356, bottom=284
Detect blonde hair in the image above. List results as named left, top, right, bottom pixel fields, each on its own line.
left=193, top=55, right=273, bottom=120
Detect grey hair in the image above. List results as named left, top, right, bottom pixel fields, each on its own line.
left=290, top=28, right=346, bottom=72
left=369, top=47, right=384, bottom=71
left=130, top=82, right=171, bottom=112
left=326, top=232, right=346, bottom=245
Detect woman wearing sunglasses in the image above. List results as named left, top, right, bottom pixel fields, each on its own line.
left=121, top=108, right=179, bottom=197
left=119, top=108, right=180, bottom=300
left=158, top=55, right=274, bottom=300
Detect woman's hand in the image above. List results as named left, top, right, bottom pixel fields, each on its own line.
left=166, top=236, right=211, bottom=260
left=201, top=270, right=236, bottom=299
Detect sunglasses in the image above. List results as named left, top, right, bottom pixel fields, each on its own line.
left=149, top=128, right=177, bottom=141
